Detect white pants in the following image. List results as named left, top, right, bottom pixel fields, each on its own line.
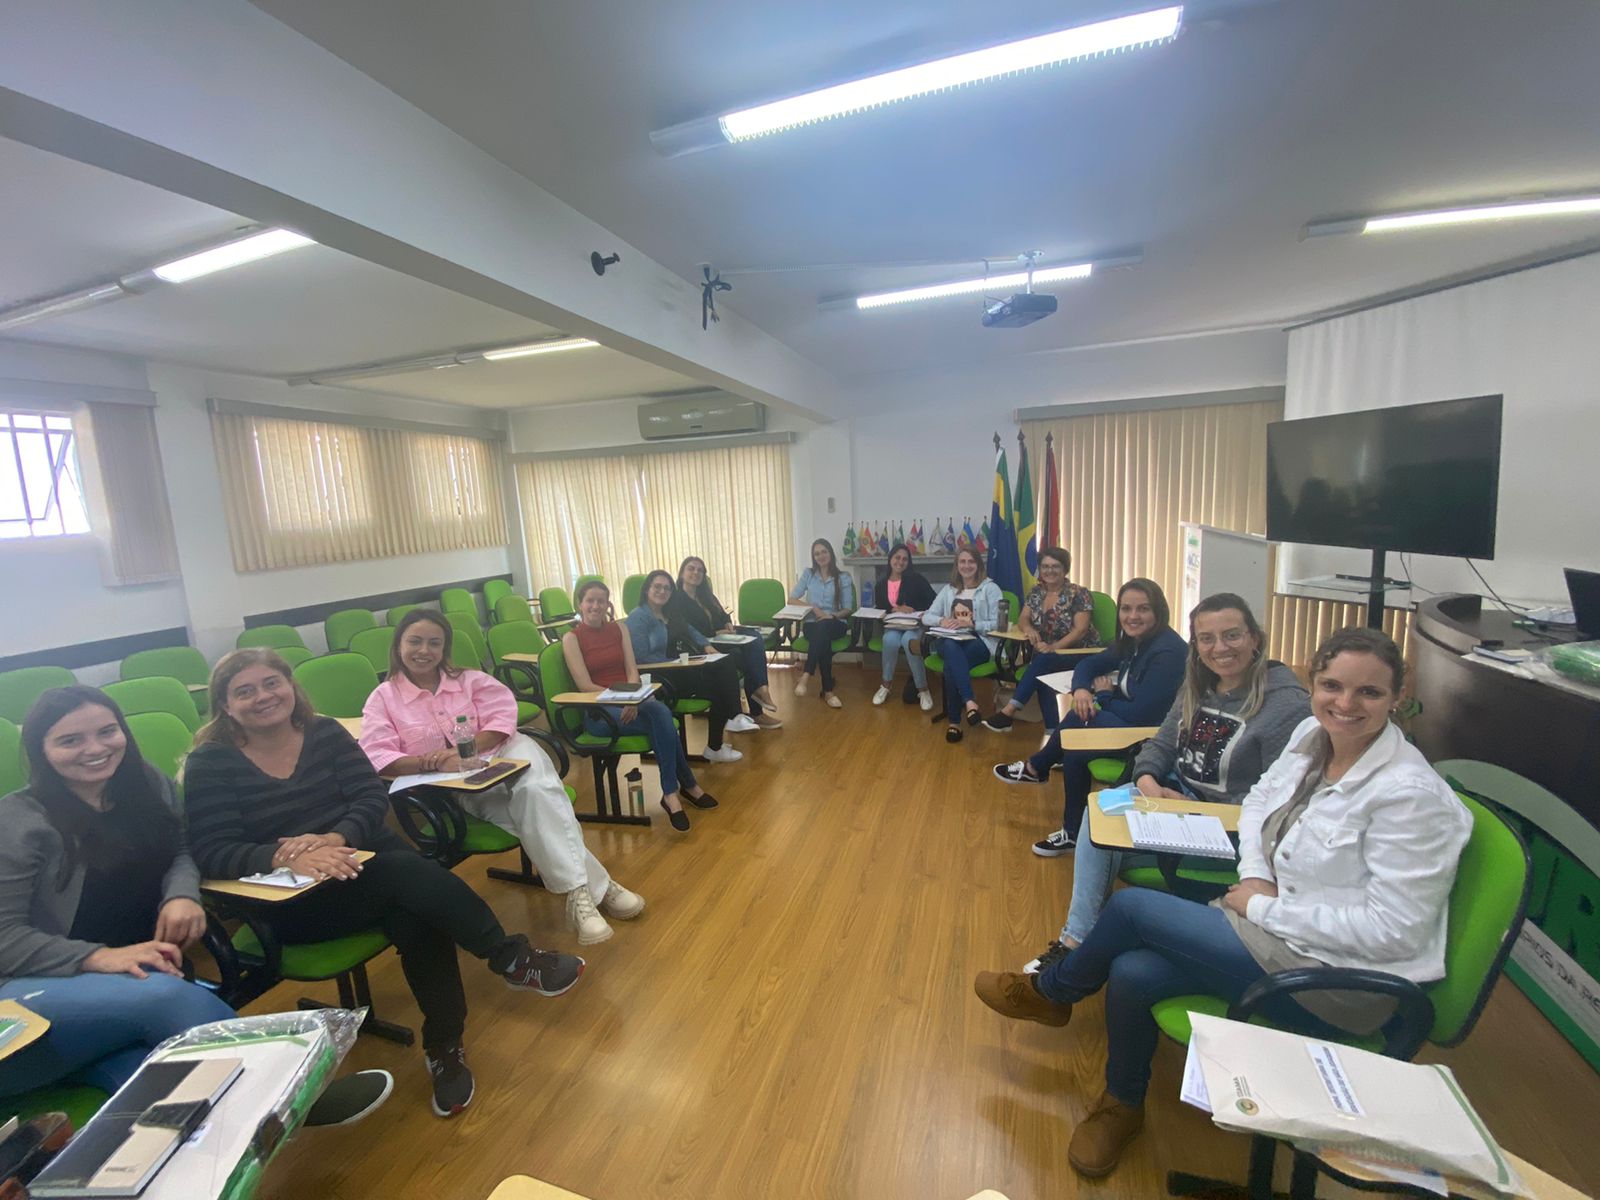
left=457, top=732, right=612, bottom=900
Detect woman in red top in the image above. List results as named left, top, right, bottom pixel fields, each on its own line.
left=561, top=580, right=715, bottom=833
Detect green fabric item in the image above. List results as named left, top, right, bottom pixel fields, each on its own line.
left=418, top=814, right=520, bottom=855
left=277, top=647, right=315, bottom=668
left=324, top=608, right=378, bottom=652
left=736, top=578, right=785, bottom=627
left=103, top=676, right=202, bottom=733
left=292, top=653, right=379, bottom=719
left=574, top=731, right=653, bottom=753
left=232, top=924, right=391, bottom=981
left=445, top=613, right=488, bottom=669
left=347, top=626, right=395, bottom=676
left=483, top=579, right=514, bottom=610
left=120, top=649, right=209, bottom=715
left=0, top=718, right=23, bottom=797
left=0, top=1083, right=108, bottom=1129
left=439, top=587, right=475, bottom=616
left=538, top=587, right=576, bottom=621
left=387, top=603, right=420, bottom=626
left=1090, top=591, right=1118, bottom=643
left=565, top=785, right=577, bottom=804
left=1088, top=757, right=1128, bottom=785
left=236, top=624, right=306, bottom=651
left=1119, top=864, right=1240, bottom=891
left=622, top=574, right=647, bottom=615
left=494, top=595, right=535, bottom=625
left=125, top=711, right=194, bottom=781
left=0, top=665, right=77, bottom=724
left=516, top=700, right=540, bottom=725
left=673, top=699, right=712, bottom=714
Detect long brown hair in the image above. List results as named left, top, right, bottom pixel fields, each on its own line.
left=1180, top=592, right=1269, bottom=728
left=810, top=539, right=842, bottom=609
left=1288, top=626, right=1408, bottom=805
left=949, top=546, right=987, bottom=588
left=676, top=555, right=723, bottom=619
left=194, top=648, right=317, bottom=747
left=389, top=608, right=465, bottom=684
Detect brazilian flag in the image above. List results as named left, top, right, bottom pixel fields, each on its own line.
left=1014, top=435, right=1037, bottom=592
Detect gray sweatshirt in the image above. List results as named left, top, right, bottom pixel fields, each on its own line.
left=1131, top=662, right=1311, bottom=804
left=0, top=771, right=201, bottom=986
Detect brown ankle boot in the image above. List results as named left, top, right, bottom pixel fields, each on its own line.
left=1068, top=1091, right=1145, bottom=1177
left=973, top=971, right=1073, bottom=1026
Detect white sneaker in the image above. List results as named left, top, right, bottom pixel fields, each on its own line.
left=599, top=883, right=645, bottom=920
left=794, top=676, right=808, bottom=697
left=725, top=713, right=760, bottom=733
left=872, top=685, right=891, bottom=705
left=565, top=886, right=613, bottom=945
left=918, top=689, right=934, bottom=712
left=703, top=744, right=743, bottom=763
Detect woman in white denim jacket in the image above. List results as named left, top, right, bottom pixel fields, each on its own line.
left=974, top=626, right=1472, bottom=1178
left=921, top=546, right=1003, bottom=741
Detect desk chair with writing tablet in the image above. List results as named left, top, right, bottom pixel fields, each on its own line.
left=536, top=642, right=660, bottom=827
left=494, top=594, right=536, bottom=626
left=736, top=578, right=788, bottom=651
left=622, top=573, right=648, bottom=615
left=486, top=620, right=544, bottom=724
left=347, top=625, right=396, bottom=679
left=537, top=587, right=579, bottom=643
left=1158, top=792, right=1530, bottom=1199
left=293, top=653, right=380, bottom=719
left=324, top=607, right=378, bottom=652
left=121, top=648, right=212, bottom=716
left=483, top=578, right=515, bottom=613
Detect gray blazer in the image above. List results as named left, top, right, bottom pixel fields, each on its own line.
left=0, top=771, right=202, bottom=986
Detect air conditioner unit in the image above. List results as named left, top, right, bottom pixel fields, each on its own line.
left=637, top=391, right=766, bottom=440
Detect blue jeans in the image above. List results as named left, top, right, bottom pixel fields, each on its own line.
left=730, top=626, right=770, bottom=709
left=1010, top=651, right=1082, bottom=710
left=1026, top=709, right=1134, bottom=834
left=0, top=973, right=235, bottom=1096
left=938, top=638, right=991, bottom=720
left=1036, top=889, right=1345, bottom=1105
left=879, top=627, right=927, bottom=688
left=588, top=698, right=696, bottom=797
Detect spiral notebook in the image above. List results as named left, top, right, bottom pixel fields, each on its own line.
left=1124, top=810, right=1236, bottom=860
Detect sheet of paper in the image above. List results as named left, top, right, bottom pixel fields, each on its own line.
left=238, top=868, right=315, bottom=889
left=1314, top=1149, right=1448, bottom=1197
left=387, top=769, right=472, bottom=794
left=710, top=633, right=755, bottom=645
left=925, top=628, right=976, bottom=641
left=1034, top=670, right=1078, bottom=692
left=598, top=683, right=653, bottom=702
left=852, top=607, right=887, bottom=619
left=1181, top=1037, right=1213, bottom=1113
left=774, top=604, right=812, bottom=620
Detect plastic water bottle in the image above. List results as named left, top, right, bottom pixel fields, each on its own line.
left=861, top=578, right=875, bottom=610
left=625, top=768, right=645, bottom=816
left=454, top=714, right=475, bottom=759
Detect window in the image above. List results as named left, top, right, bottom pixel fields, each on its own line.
left=0, top=410, right=91, bottom=539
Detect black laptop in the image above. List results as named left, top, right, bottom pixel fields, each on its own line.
left=1564, top=567, right=1600, bottom=637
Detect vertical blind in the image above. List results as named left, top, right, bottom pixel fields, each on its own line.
left=516, top=441, right=794, bottom=596
left=81, top=402, right=182, bottom=584
left=211, top=409, right=508, bottom=572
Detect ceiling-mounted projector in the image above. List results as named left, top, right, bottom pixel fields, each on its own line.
left=983, top=292, right=1057, bottom=328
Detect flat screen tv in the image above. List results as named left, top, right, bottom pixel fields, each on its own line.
left=1266, top=395, right=1503, bottom=559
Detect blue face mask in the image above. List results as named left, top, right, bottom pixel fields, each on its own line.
left=1096, top=784, right=1141, bottom=815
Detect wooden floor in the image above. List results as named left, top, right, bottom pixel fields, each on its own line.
left=257, top=660, right=1600, bottom=1200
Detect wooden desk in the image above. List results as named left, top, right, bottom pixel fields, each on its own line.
left=500, top=651, right=539, bottom=665
left=1086, top=793, right=1239, bottom=851
left=419, top=758, right=529, bottom=792
left=550, top=684, right=660, bottom=705
left=335, top=716, right=362, bottom=737
left=637, top=654, right=726, bottom=669
left=201, top=850, right=376, bottom=903
left=487, top=1178, right=593, bottom=1200
left=1060, top=725, right=1161, bottom=753
left=535, top=618, right=576, bottom=631
left=0, top=999, right=49, bottom=1062
left=187, top=682, right=208, bottom=694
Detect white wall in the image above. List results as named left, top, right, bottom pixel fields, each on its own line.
left=1283, top=253, right=1600, bottom=606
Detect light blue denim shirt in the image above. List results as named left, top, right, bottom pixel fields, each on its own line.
left=792, top=566, right=856, bottom=621
left=623, top=604, right=673, bottom=663
left=923, top=579, right=1002, bottom=655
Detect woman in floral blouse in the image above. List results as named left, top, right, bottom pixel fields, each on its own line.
left=983, top=546, right=1101, bottom=731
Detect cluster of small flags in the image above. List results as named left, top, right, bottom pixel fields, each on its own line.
left=842, top=518, right=991, bottom=558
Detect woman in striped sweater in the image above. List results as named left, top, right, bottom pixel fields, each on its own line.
left=183, top=649, right=584, bottom=1120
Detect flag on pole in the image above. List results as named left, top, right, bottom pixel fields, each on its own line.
left=1014, top=431, right=1038, bottom=593
left=985, top=435, right=1023, bottom=598
left=842, top=522, right=857, bottom=557
left=975, top=519, right=989, bottom=557
left=956, top=518, right=972, bottom=552
left=1041, top=431, right=1061, bottom=551
left=942, top=518, right=957, bottom=555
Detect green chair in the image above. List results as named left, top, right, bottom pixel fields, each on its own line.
left=222, top=921, right=411, bottom=1045
left=0, top=717, right=25, bottom=796
left=622, top=573, right=648, bottom=615
left=236, top=624, right=306, bottom=652
left=121, top=647, right=210, bottom=716
left=445, top=612, right=489, bottom=671
left=125, top=710, right=194, bottom=780
left=537, top=587, right=578, bottom=642
left=324, top=608, right=377, bottom=652
left=1155, top=791, right=1531, bottom=1199
left=486, top=621, right=544, bottom=725
left=571, top=575, right=605, bottom=609
left=0, top=1083, right=109, bottom=1129
left=482, top=579, right=515, bottom=611
left=1089, top=590, right=1118, bottom=644
left=347, top=625, right=396, bottom=678
left=0, top=665, right=76, bottom=724
left=736, top=578, right=787, bottom=650
left=293, top=653, right=379, bottom=718
left=103, top=676, right=201, bottom=733
left=923, top=625, right=997, bottom=722
left=493, top=594, right=535, bottom=626
left=277, top=646, right=315, bottom=667
left=439, top=587, right=476, bottom=618
left=387, top=603, right=420, bottom=626
left=538, top=642, right=654, bottom=826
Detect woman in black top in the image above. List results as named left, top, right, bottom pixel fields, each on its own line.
left=670, top=555, right=782, bottom=729
left=183, top=649, right=584, bottom=1121
left=871, top=543, right=938, bottom=709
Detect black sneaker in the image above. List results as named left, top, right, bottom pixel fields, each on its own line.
left=994, top=761, right=1046, bottom=785
left=426, top=1044, right=474, bottom=1118
left=982, top=711, right=1015, bottom=732
left=901, top=678, right=918, bottom=704
left=1032, top=828, right=1076, bottom=858
left=945, top=725, right=963, bottom=743
left=305, top=1069, right=394, bottom=1127
left=500, top=936, right=585, bottom=995
left=1024, top=940, right=1072, bottom=977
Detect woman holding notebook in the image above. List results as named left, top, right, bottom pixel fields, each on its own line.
left=922, top=547, right=1003, bottom=741
left=625, top=570, right=747, bottom=761
left=359, top=608, right=643, bottom=946
left=871, top=543, right=937, bottom=710
left=975, top=626, right=1471, bottom=1177
left=564, top=579, right=717, bottom=832
left=669, top=556, right=782, bottom=728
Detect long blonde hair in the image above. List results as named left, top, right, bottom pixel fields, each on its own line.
left=193, top=648, right=317, bottom=748
left=1180, top=593, right=1269, bottom=728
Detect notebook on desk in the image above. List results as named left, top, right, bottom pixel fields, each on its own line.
left=1124, top=810, right=1236, bottom=859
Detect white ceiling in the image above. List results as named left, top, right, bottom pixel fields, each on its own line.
left=253, top=0, right=1600, bottom=378
left=0, top=136, right=699, bottom=408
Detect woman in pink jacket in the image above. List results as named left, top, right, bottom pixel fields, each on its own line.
left=360, top=609, right=644, bottom=945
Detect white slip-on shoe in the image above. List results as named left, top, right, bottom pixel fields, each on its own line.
left=918, top=690, right=935, bottom=712
left=703, top=744, right=743, bottom=763
left=725, top=713, right=760, bottom=733
left=872, top=685, right=891, bottom=705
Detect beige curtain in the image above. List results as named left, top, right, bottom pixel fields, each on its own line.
left=1269, top=594, right=1415, bottom=671
left=1023, top=395, right=1283, bottom=600
left=516, top=441, right=794, bottom=598
left=80, top=402, right=182, bottom=584
left=211, top=410, right=507, bottom=572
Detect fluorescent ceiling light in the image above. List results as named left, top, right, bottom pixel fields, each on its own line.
left=1304, top=194, right=1600, bottom=237
left=855, top=262, right=1093, bottom=310
left=152, top=228, right=315, bottom=283
left=652, top=7, right=1181, bottom=154
left=480, top=337, right=598, bottom=361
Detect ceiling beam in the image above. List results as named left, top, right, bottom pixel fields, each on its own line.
left=0, top=0, right=843, bottom=422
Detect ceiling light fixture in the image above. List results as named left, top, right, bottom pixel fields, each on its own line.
left=288, top=336, right=600, bottom=386
left=1304, top=194, right=1600, bottom=237
left=650, top=6, right=1183, bottom=156
left=0, top=226, right=317, bottom=333
left=822, top=250, right=1142, bottom=312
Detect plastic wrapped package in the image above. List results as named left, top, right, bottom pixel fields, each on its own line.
left=1544, top=639, right=1600, bottom=688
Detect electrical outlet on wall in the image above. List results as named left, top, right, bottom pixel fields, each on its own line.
left=827, top=497, right=835, bottom=513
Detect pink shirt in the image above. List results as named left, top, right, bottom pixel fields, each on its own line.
left=886, top=579, right=901, bottom=607
left=359, top=669, right=518, bottom=772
